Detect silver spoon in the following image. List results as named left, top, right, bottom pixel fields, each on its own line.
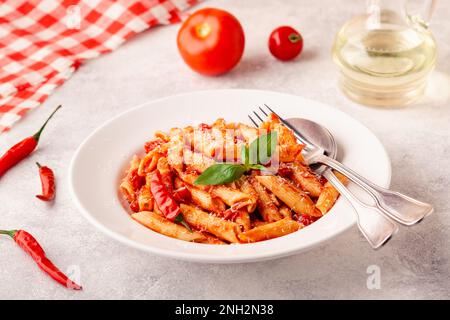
left=286, top=118, right=399, bottom=249
left=260, top=105, right=433, bottom=226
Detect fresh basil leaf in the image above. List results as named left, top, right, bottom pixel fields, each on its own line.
left=194, top=164, right=247, bottom=185
left=249, top=164, right=266, bottom=171
left=248, top=131, right=278, bottom=165
left=175, top=214, right=192, bottom=233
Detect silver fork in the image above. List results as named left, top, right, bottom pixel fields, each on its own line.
left=248, top=107, right=399, bottom=249
left=256, top=104, right=433, bottom=226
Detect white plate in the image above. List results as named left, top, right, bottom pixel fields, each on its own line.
left=69, top=89, right=391, bottom=263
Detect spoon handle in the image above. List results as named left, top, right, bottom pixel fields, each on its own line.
left=316, top=155, right=433, bottom=225
left=324, top=170, right=398, bottom=249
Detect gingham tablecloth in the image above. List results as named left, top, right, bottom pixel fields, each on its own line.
left=0, top=0, right=198, bottom=133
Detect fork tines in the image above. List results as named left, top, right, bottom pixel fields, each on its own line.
left=248, top=104, right=287, bottom=128
left=249, top=104, right=309, bottom=147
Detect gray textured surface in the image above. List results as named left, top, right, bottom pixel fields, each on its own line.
left=0, top=0, right=449, bottom=299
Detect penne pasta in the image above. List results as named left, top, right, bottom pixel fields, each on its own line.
left=249, top=177, right=283, bottom=222
left=138, top=149, right=162, bottom=176
left=252, top=220, right=270, bottom=228
left=121, top=114, right=343, bottom=244
left=212, top=185, right=256, bottom=213
left=157, top=157, right=173, bottom=191
left=187, top=185, right=226, bottom=213
left=255, top=175, right=322, bottom=217
left=288, top=162, right=323, bottom=197
left=120, top=155, right=143, bottom=203
left=237, top=123, right=259, bottom=144
left=132, top=211, right=206, bottom=242
left=166, top=128, right=185, bottom=173
left=316, top=171, right=348, bottom=215
left=261, top=114, right=305, bottom=163
left=199, top=233, right=227, bottom=245
left=234, top=209, right=252, bottom=231
left=138, top=185, right=154, bottom=211
left=238, top=218, right=301, bottom=243
left=180, top=204, right=241, bottom=243
left=235, top=177, right=258, bottom=213
left=279, top=205, right=293, bottom=219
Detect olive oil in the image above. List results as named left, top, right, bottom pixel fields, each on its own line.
left=332, top=12, right=437, bottom=107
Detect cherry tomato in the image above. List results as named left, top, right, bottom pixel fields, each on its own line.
left=298, top=214, right=320, bottom=227
left=268, top=26, right=303, bottom=61
left=177, top=8, right=245, bottom=76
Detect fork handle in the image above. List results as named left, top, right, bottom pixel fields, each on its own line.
left=324, top=170, right=398, bottom=249
left=315, top=154, right=433, bottom=225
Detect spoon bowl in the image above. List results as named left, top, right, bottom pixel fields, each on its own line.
left=286, top=118, right=337, bottom=175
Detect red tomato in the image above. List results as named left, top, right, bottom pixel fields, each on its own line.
left=177, top=8, right=245, bottom=76
left=268, top=26, right=303, bottom=61
left=299, top=214, right=320, bottom=227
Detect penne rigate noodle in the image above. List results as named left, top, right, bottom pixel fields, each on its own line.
left=180, top=204, right=241, bottom=243
left=238, top=218, right=301, bottom=243
left=252, top=220, right=270, bottom=228
left=132, top=211, right=206, bottom=242
left=154, top=130, right=170, bottom=142
left=250, top=177, right=283, bottom=222
left=235, top=209, right=251, bottom=231
left=212, top=185, right=256, bottom=212
left=235, top=177, right=258, bottom=213
left=199, top=233, right=227, bottom=245
left=166, top=128, right=184, bottom=173
left=279, top=205, right=293, bottom=219
left=237, top=123, right=259, bottom=144
left=289, top=162, right=323, bottom=197
left=316, top=171, right=348, bottom=215
left=138, top=185, right=154, bottom=211
left=255, top=175, right=322, bottom=217
left=138, top=149, right=162, bottom=176
left=120, top=155, right=142, bottom=203
left=187, top=185, right=226, bottom=213
left=178, top=171, right=209, bottom=191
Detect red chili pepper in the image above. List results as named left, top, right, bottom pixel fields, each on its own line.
left=0, top=229, right=82, bottom=290
left=172, top=186, right=191, bottom=203
left=36, top=162, right=56, bottom=201
left=0, top=105, right=61, bottom=179
left=150, top=171, right=180, bottom=221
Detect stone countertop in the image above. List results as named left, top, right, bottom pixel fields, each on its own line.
left=1, top=0, right=449, bottom=299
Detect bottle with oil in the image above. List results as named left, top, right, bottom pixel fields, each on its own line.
left=332, top=0, right=438, bottom=107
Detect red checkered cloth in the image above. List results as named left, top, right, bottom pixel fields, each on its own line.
left=0, top=0, right=199, bottom=133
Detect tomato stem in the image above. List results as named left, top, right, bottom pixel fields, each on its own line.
left=195, top=23, right=211, bottom=39
left=288, top=33, right=302, bottom=43
left=33, top=105, right=62, bottom=142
